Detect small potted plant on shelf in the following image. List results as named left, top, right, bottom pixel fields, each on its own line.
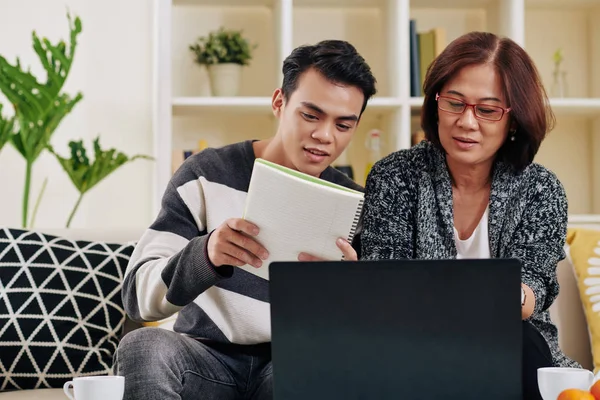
left=189, top=27, right=257, bottom=97
left=551, top=48, right=568, bottom=97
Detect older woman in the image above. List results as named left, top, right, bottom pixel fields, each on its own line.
left=360, top=31, right=578, bottom=399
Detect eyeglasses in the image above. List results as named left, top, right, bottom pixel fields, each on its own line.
left=435, top=93, right=511, bottom=121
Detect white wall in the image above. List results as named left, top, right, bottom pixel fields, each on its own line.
left=0, top=0, right=154, bottom=230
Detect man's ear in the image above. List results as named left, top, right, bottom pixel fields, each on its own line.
left=272, top=88, right=285, bottom=117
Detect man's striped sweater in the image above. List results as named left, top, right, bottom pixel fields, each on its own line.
left=122, top=140, right=363, bottom=345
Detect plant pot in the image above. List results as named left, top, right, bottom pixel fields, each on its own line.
left=207, top=63, right=242, bottom=97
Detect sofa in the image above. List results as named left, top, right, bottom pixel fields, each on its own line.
left=549, top=222, right=600, bottom=372
left=0, top=224, right=598, bottom=399
left=0, top=228, right=144, bottom=400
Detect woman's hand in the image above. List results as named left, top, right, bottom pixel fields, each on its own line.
left=522, top=283, right=535, bottom=320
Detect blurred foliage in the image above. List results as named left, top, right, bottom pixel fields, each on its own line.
left=189, top=27, right=256, bottom=66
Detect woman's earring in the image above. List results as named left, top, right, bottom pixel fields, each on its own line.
left=510, top=129, right=516, bottom=141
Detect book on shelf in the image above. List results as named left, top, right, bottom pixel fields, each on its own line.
left=409, top=19, right=421, bottom=97
left=431, top=27, right=446, bottom=57
left=410, top=21, right=447, bottom=97
left=418, top=30, right=436, bottom=93
left=171, top=140, right=209, bottom=174
left=240, top=158, right=365, bottom=280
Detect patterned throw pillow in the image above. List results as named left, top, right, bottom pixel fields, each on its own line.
left=0, top=228, right=135, bottom=391
left=566, top=227, right=600, bottom=373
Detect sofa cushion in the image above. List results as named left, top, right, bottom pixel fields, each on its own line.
left=566, top=227, right=600, bottom=373
left=0, top=228, right=135, bottom=391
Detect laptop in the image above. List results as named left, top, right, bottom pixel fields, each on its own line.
left=269, top=259, right=523, bottom=400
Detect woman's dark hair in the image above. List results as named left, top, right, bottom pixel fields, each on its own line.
left=421, top=31, right=554, bottom=171
left=281, top=40, right=377, bottom=117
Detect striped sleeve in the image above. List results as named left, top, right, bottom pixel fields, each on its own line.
left=121, top=164, right=232, bottom=322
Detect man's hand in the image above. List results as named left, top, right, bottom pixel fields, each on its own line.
left=207, top=218, right=269, bottom=268
left=297, top=238, right=358, bottom=262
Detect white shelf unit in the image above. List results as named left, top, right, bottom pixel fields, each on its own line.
left=153, top=0, right=600, bottom=224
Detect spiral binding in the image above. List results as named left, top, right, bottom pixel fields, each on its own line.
left=341, top=198, right=365, bottom=260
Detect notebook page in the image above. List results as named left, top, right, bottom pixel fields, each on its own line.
left=240, top=160, right=364, bottom=280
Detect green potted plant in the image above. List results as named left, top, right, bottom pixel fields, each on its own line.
left=551, top=48, right=568, bottom=97
left=189, top=27, right=257, bottom=97
left=0, top=105, right=14, bottom=153
left=0, top=12, right=152, bottom=228
left=48, top=137, right=152, bottom=228
left=0, top=12, right=83, bottom=228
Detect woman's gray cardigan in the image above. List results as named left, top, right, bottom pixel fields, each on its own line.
left=360, top=140, right=578, bottom=368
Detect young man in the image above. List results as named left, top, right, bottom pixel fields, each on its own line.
left=114, top=39, right=377, bottom=400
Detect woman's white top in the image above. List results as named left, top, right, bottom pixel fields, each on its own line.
left=454, top=205, right=491, bottom=259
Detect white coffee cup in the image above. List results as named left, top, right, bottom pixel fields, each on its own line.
left=538, top=367, right=595, bottom=400
left=63, top=375, right=124, bottom=400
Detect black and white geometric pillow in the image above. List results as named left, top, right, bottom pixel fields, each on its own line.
left=0, top=228, right=135, bottom=391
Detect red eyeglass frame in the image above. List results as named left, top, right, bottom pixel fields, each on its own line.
left=435, top=93, right=511, bottom=121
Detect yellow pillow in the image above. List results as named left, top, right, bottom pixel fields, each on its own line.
left=566, top=228, right=600, bottom=372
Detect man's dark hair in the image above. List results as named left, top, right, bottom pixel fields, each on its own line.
left=281, top=40, right=377, bottom=117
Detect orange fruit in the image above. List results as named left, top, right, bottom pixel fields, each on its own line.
left=558, top=389, right=595, bottom=400
left=590, top=380, right=600, bottom=400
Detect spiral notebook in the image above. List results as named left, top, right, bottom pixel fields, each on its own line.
left=241, top=158, right=364, bottom=280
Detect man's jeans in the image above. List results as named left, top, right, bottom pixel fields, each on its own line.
left=113, top=328, right=272, bottom=400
